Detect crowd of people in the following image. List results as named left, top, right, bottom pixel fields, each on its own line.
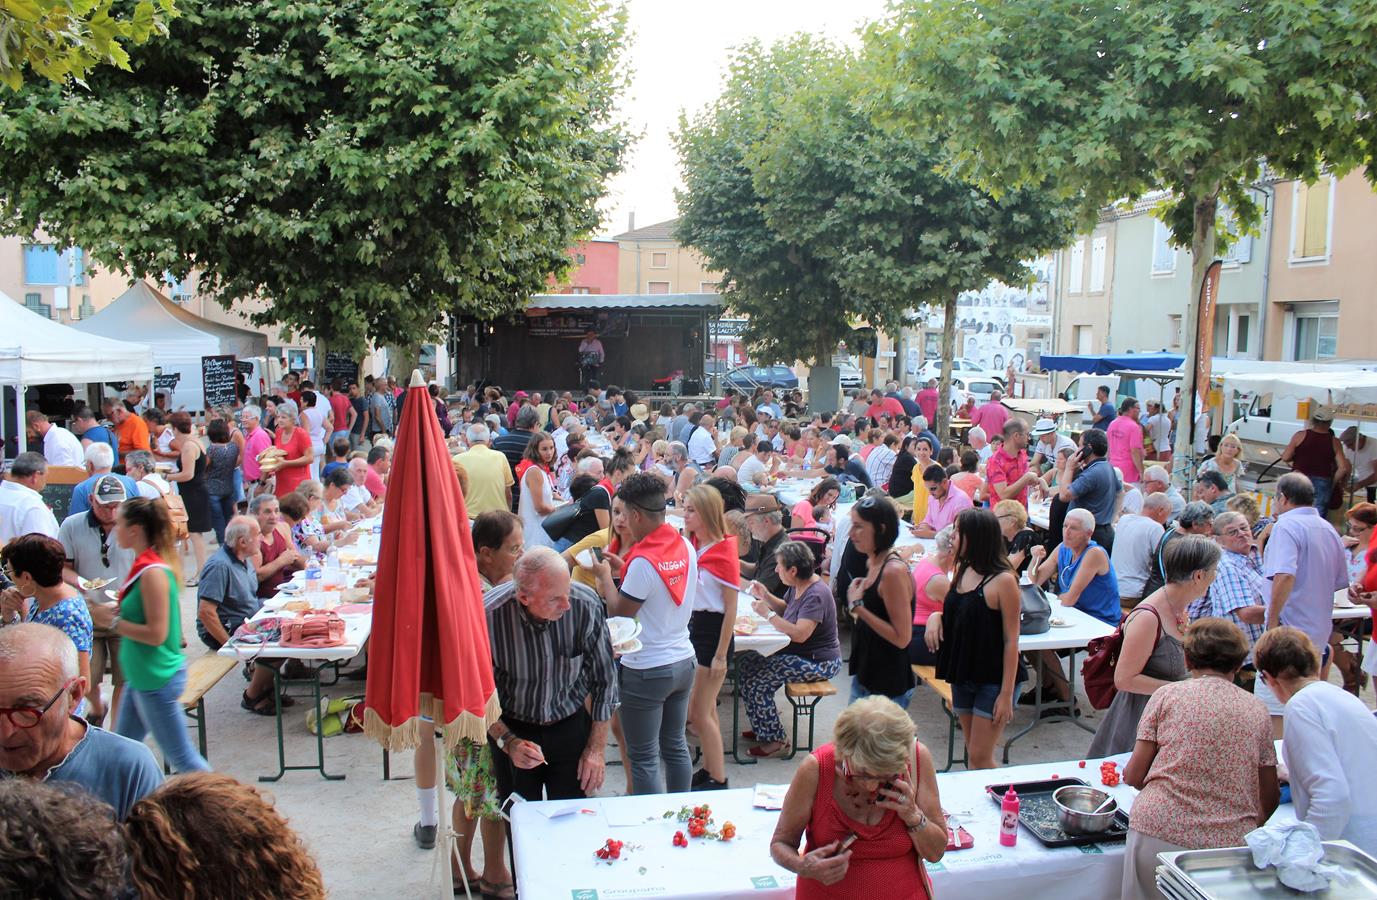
left=3, top=371, right=1377, bottom=898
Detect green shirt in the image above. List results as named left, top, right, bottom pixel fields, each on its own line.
left=118, top=562, right=184, bottom=691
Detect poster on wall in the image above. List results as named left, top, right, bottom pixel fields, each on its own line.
left=526, top=311, right=630, bottom=338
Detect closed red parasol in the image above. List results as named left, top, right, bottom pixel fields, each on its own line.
left=363, top=370, right=501, bottom=752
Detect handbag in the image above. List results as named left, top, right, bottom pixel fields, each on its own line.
left=280, top=610, right=346, bottom=648
left=144, top=476, right=189, bottom=541
left=1018, top=582, right=1052, bottom=635
left=541, top=502, right=581, bottom=542
left=1081, top=605, right=1162, bottom=710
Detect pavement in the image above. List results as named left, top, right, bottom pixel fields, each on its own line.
left=126, top=559, right=1343, bottom=899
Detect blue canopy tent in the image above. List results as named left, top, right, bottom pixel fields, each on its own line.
left=1037, top=352, right=1184, bottom=375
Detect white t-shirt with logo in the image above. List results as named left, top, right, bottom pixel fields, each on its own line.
left=618, top=535, right=696, bottom=671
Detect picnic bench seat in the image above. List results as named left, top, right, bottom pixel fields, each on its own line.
left=912, top=664, right=967, bottom=772
left=783, top=680, right=837, bottom=760
left=176, top=653, right=239, bottom=763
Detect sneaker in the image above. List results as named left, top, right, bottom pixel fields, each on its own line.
left=691, top=767, right=711, bottom=787
left=413, top=822, right=437, bottom=850
left=1039, top=703, right=1080, bottom=720
left=698, top=776, right=729, bottom=791
left=1017, top=687, right=1054, bottom=707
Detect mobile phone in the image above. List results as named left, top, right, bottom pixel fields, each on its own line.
left=839, top=833, right=859, bottom=851
left=592, top=547, right=604, bottom=563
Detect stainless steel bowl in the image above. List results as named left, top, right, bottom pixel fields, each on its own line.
left=1052, top=785, right=1117, bottom=835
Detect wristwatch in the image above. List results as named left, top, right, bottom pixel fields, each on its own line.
left=494, top=730, right=513, bottom=753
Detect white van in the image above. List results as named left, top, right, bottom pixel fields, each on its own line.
left=1225, top=370, right=1377, bottom=471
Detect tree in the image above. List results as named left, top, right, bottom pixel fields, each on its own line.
left=880, top=0, right=1377, bottom=466
left=0, top=0, right=630, bottom=352
left=0, top=0, right=176, bottom=90
left=675, top=38, right=854, bottom=380
left=676, top=36, right=1078, bottom=431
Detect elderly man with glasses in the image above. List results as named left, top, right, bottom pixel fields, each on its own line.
left=0, top=623, right=162, bottom=820
left=1188, top=510, right=1266, bottom=658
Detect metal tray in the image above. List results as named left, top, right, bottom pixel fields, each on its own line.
left=1160, top=841, right=1377, bottom=899
left=984, top=777, right=1129, bottom=848
left=1155, top=866, right=1207, bottom=900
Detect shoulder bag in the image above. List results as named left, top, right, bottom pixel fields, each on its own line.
left=144, top=476, right=189, bottom=542
left=1081, top=605, right=1162, bottom=710
left=1018, top=582, right=1052, bottom=635
left=280, top=610, right=346, bottom=648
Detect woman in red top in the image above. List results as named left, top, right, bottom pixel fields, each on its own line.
left=271, top=404, right=314, bottom=498
left=771, top=696, right=946, bottom=898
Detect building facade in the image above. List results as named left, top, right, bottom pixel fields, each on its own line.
left=553, top=239, right=619, bottom=294
left=1263, top=169, right=1377, bottom=362
left=1053, top=219, right=1117, bottom=358
left=612, top=218, right=725, bottom=295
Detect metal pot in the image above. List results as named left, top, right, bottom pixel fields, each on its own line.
left=1052, top=785, right=1117, bottom=835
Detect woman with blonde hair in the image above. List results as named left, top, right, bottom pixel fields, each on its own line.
left=683, top=484, right=739, bottom=790
left=770, top=696, right=945, bottom=897
left=125, top=773, right=325, bottom=900
left=85, top=497, right=209, bottom=773
left=1199, top=433, right=1245, bottom=493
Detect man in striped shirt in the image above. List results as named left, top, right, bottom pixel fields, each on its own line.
left=1188, top=511, right=1265, bottom=659
left=483, top=547, right=618, bottom=801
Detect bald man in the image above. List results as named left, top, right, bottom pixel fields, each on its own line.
left=0, top=623, right=162, bottom=820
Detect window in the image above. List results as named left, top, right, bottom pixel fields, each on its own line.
left=78, top=295, right=94, bottom=320
left=647, top=281, right=670, bottom=294
left=1167, top=315, right=1182, bottom=349
left=1236, top=315, right=1249, bottom=354
left=699, top=281, right=719, bottom=293
left=574, top=253, right=587, bottom=266
left=22, top=244, right=61, bottom=284
left=1217, top=205, right=1252, bottom=266
left=1291, top=176, right=1332, bottom=262
left=570, top=287, right=591, bottom=295
left=1073, top=325, right=1093, bottom=355
left=163, top=272, right=193, bottom=300
left=1067, top=240, right=1084, bottom=293
left=1151, top=219, right=1176, bottom=275
left=1089, top=236, right=1107, bottom=291
left=23, top=293, right=51, bottom=319
left=1292, top=313, right=1338, bottom=360
left=651, top=252, right=668, bottom=268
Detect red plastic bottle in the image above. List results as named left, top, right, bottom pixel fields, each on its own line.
left=999, top=788, right=1020, bottom=847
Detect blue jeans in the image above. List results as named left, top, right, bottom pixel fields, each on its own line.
left=232, top=467, right=245, bottom=505
left=209, top=493, right=237, bottom=544
left=1311, top=477, right=1334, bottom=513
left=618, top=658, right=695, bottom=795
left=849, top=675, right=915, bottom=710
left=116, top=666, right=211, bottom=773
left=330, top=429, right=351, bottom=448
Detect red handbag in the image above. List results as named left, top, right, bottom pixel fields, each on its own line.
left=279, top=610, right=346, bottom=648
left=1081, top=606, right=1161, bottom=710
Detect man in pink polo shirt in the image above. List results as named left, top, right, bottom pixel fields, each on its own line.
left=1106, top=397, right=1146, bottom=484
left=914, top=463, right=973, bottom=537
left=986, top=418, right=1040, bottom=507
left=968, top=389, right=1010, bottom=437
left=240, top=405, right=272, bottom=497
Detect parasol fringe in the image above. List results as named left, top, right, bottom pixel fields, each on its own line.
left=361, top=692, right=502, bottom=754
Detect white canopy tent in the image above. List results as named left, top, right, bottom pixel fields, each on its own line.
left=0, top=289, right=154, bottom=454
left=72, top=282, right=269, bottom=412
left=1222, top=371, right=1377, bottom=407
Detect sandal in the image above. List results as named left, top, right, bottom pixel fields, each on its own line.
left=479, top=879, right=516, bottom=900
left=747, top=741, right=790, bottom=759
left=242, top=690, right=277, bottom=716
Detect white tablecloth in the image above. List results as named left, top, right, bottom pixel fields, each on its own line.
left=1019, top=603, right=1117, bottom=652
left=732, top=596, right=790, bottom=657
left=513, top=755, right=1147, bottom=900
left=1029, top=500, right=1052, bottom=531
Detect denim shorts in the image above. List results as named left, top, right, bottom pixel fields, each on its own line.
left=950, top=681, right=1006, bottom=720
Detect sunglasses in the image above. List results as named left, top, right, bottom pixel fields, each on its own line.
left=840, top=757, right=900, bottom=787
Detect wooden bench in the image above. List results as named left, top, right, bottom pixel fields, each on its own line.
left=912, top=665, right=968, bottom=772
left=783, top=680, right=837, bottom=760
left=177, top=654, right=239, bottom=764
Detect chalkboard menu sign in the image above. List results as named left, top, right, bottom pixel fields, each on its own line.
left=201, top=355, right=237, bottom=409
left=323, top=352, right=359, bottom=386
left=154, top=372, right=181, bottom=392
left=235, top=360, right=254, bottom=376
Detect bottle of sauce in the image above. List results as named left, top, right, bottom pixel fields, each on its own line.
left=999, top=788, right=1020, bottom=847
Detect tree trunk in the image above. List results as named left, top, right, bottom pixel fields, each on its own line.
left=387, top=343, right=420, bottom=384
left=936, top=296, right=958, bottom=444
left=1170, top=195, right=1219, bottom=490
left=314, top=335, right=330, bottom=385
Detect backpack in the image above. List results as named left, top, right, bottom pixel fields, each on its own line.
left=1081, top=605, right=1162, bottom=710
left=143, top=476, right=189, bottom=542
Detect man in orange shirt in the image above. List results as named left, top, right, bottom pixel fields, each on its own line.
left=110, top=404, right=151, bottom=456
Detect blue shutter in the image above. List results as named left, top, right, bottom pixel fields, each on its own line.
left=22, top=245, right=61, bottom=284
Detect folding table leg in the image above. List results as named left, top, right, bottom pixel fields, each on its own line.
left=258, top=662, right=346, bottom=782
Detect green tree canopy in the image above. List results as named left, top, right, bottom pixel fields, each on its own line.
left=676, top=36, right=1077, bottom=427
left=0, top=0, right=629, bottom=349
left=0, top=0, right=176, bottom=90
left=879, top=0, right=1377, bottom=455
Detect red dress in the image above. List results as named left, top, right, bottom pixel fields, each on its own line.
left=272, top=427, right=313, bottom=497
left=797, top=743, right=932, bottom=900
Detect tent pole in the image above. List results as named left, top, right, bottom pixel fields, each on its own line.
left=16, top=383, right=26, bottom=455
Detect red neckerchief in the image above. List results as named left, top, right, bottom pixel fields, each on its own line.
left=598, top=478, right=615, bottom=497
left=515, top=460, right=551, bottom=481
left=623, top=523, right=691, bottom=605
left=118, top=549, right=172, bottom=599
left=692, top=535, right=739, bottom=588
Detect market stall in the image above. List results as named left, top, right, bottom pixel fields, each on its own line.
left=71, top=281, right=268, bottom=412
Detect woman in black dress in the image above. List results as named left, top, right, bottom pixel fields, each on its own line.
left=888, top=435, right=919, bottom=501
left=166, top=411, right=212, bottom=584
left=845, top=495, right=916, bottom=706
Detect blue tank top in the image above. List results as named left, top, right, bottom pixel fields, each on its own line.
left=1057, top=541, right=1121, bottom=625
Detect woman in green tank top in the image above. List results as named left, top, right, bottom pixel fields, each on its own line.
left=87, top=497, right=210, bottom=772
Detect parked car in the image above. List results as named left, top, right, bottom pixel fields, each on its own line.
left=833, top=358, right=865, bottom=390
left=918, top=357, right=986, bottom=384
left=723, top=364, right=798, bottom=392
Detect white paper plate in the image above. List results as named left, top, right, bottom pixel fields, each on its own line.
left=1049, top=617, right=1073, bottom=628
left=607, top=616, right=641, bottom=645
left=79, top=577, right=114, bottom=591
left=576, top=548, right=599, bottom=569
left=613, top=637, right=642, bottom=655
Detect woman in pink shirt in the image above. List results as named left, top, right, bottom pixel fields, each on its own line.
left=907, top=526, right=954, bottom=666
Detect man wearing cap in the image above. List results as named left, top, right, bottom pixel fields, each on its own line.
left=58, top=475, right=137, bottom=727
left=741, top=493, right=788, bottom=597
left=1281, top=407, right=1349, bottom=513
left=1030, top=419, right=1075, bottom=472
left=68, top=444, right=140, bottom=519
